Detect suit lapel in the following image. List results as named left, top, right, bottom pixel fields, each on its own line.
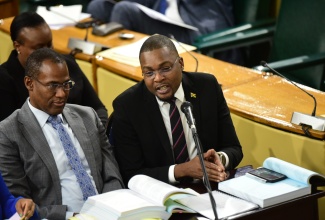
left=143, top=86, right=175, bottom=163
left=182, top=74, right=201, bottom=131
left=18, top=102, right=62, bottom=200
left=62, top=107, right=99, bottom=189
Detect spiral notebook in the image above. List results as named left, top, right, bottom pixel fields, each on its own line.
left=175, top=190, right=259, bottom=219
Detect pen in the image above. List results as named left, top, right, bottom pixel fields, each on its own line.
left=20, top=210, right=30, bottom=220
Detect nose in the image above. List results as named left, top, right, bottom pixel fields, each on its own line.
left=55, top=86, right=67, bottom=97
left=153, top=71, right=165, bottom=82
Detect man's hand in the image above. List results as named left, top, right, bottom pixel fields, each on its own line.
left=16, top=198, right=35, bottom=220
left=174, top=149, right=227, bottom=182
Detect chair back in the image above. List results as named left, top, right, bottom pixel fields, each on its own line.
left=233, top=0, right=274, bottom=25
left=269, top=0, right=325, bottom=90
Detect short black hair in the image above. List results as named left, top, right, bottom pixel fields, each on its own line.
left=10, top=12, right=46, bottom=42
left=139, top=34, right=178, bottom=57
left=26, top=48, right=66, bottom=78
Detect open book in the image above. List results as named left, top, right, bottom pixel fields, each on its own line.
left=79, top=175, right=199, bottom=220
left=175, top=190, right=259, bottom=219
left=219, top=157, right=325, bottom=208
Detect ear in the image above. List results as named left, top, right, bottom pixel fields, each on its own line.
left=24, top=76, right=33, bottom=91
left=13, top=41, right=21, bottom=54
left=179, top=57, right=184, bottom=70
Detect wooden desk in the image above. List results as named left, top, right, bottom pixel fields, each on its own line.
left=223, top=75, right=325, bottom=139
left=0, top=0, right=18, bottom=19
left=95, top=53, right=264, bottom=113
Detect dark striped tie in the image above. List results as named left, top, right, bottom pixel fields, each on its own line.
left=169, top=98, right=189, bottom=164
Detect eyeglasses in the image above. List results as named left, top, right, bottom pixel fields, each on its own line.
left=142, top=57, right=180, bottom=79
left=32, top=77, right=75, bottom=92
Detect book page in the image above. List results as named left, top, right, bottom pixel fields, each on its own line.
left=263, top=157, right=325, bottom=184
left=175, top=191, right=258, bottom=219
left=84, top=189, right=164, bottom=216
left=128, top=175, right=199, bottom=206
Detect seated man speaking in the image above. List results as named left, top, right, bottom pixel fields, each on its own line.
left=113, top=34, right=243, bottom=185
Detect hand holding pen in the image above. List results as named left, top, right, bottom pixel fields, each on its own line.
left=16, top=198, right=35, bottom=220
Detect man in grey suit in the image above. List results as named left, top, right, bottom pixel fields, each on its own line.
left=0, top=48, right=124, bottom=219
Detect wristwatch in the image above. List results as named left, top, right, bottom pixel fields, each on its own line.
left=217, top=152, right=226, bottom=166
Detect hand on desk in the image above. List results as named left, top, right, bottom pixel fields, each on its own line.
left=174, top=149, right=227, bottom=182
left=16, top=198, right=35, bottom=220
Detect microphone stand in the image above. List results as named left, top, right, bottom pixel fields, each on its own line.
left=190, top=126, right=219, bottom=220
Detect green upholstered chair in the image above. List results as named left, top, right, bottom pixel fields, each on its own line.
left=253, top=0, right=325, bottom=91
left=194, top=0, right=325, bottom=91
left=194, top=0, right=277, bottom=66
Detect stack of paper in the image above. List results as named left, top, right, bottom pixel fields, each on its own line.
left=36, top=5, right=91, bottom=29
left=96, top=36, right=197, bottom=67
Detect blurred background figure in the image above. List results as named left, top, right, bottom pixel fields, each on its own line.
left=87, top=0, right=243, bottom=65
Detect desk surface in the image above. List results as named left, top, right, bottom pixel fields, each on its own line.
left=223, top=75, right=325, bottom=139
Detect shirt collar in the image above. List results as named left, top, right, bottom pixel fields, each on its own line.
left=27, top=98, right=64, bottom=128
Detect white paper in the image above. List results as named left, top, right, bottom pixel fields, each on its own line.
left=134, top=3, right=198, bottom=31
left=96, top=36, right=197, bottom=67
left=8, top=212, right=20, bottom=220
left=36, top=5, right=91, bottom=29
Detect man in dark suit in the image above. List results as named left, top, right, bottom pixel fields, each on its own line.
left=113, top=34, right=243, bottom=185
left=0, top=48, right=123, bottom=219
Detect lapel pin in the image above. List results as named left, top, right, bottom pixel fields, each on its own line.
left=190, top=93, right=196, bottom=98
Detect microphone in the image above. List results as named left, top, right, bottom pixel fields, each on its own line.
left=67, top=18, right=103, bottom=55
left=169, top=34, right=198, bottom=72
left=180, top=101, right=196, bottom=132
left=260, top=61, right=325, bottom=132
left=180, top=101, right=218, bottom=220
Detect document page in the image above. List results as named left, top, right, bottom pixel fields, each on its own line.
left=134, top=3, right=198, bottom=31
left=128, top=175, right=199, bottom=206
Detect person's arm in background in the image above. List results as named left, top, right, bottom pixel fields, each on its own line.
left=64, top=54, right=109, bottom=129
left=0, top=174, right=39, bottom=220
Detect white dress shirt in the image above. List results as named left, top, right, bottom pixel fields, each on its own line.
left=156, top=83, right=229, bottom=183
left=156, top=83, right=196, bottom=183
left=28, top=100, right=98, bottom=219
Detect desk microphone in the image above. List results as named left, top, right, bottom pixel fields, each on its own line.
left=181, top=101, right=196, bottom=132
left=261, top=61, right=325, bottom=132
left=45, top=6, right=103, bottom=55
left=169, top=34, right=198, bottom=72
left=180, top=101, right=218, bottom=220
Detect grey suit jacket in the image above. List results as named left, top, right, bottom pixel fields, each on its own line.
left=0, top=101, right=123, bottom=219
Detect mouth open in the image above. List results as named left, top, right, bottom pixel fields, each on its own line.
left=156, top=84, right=170, bottom=95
